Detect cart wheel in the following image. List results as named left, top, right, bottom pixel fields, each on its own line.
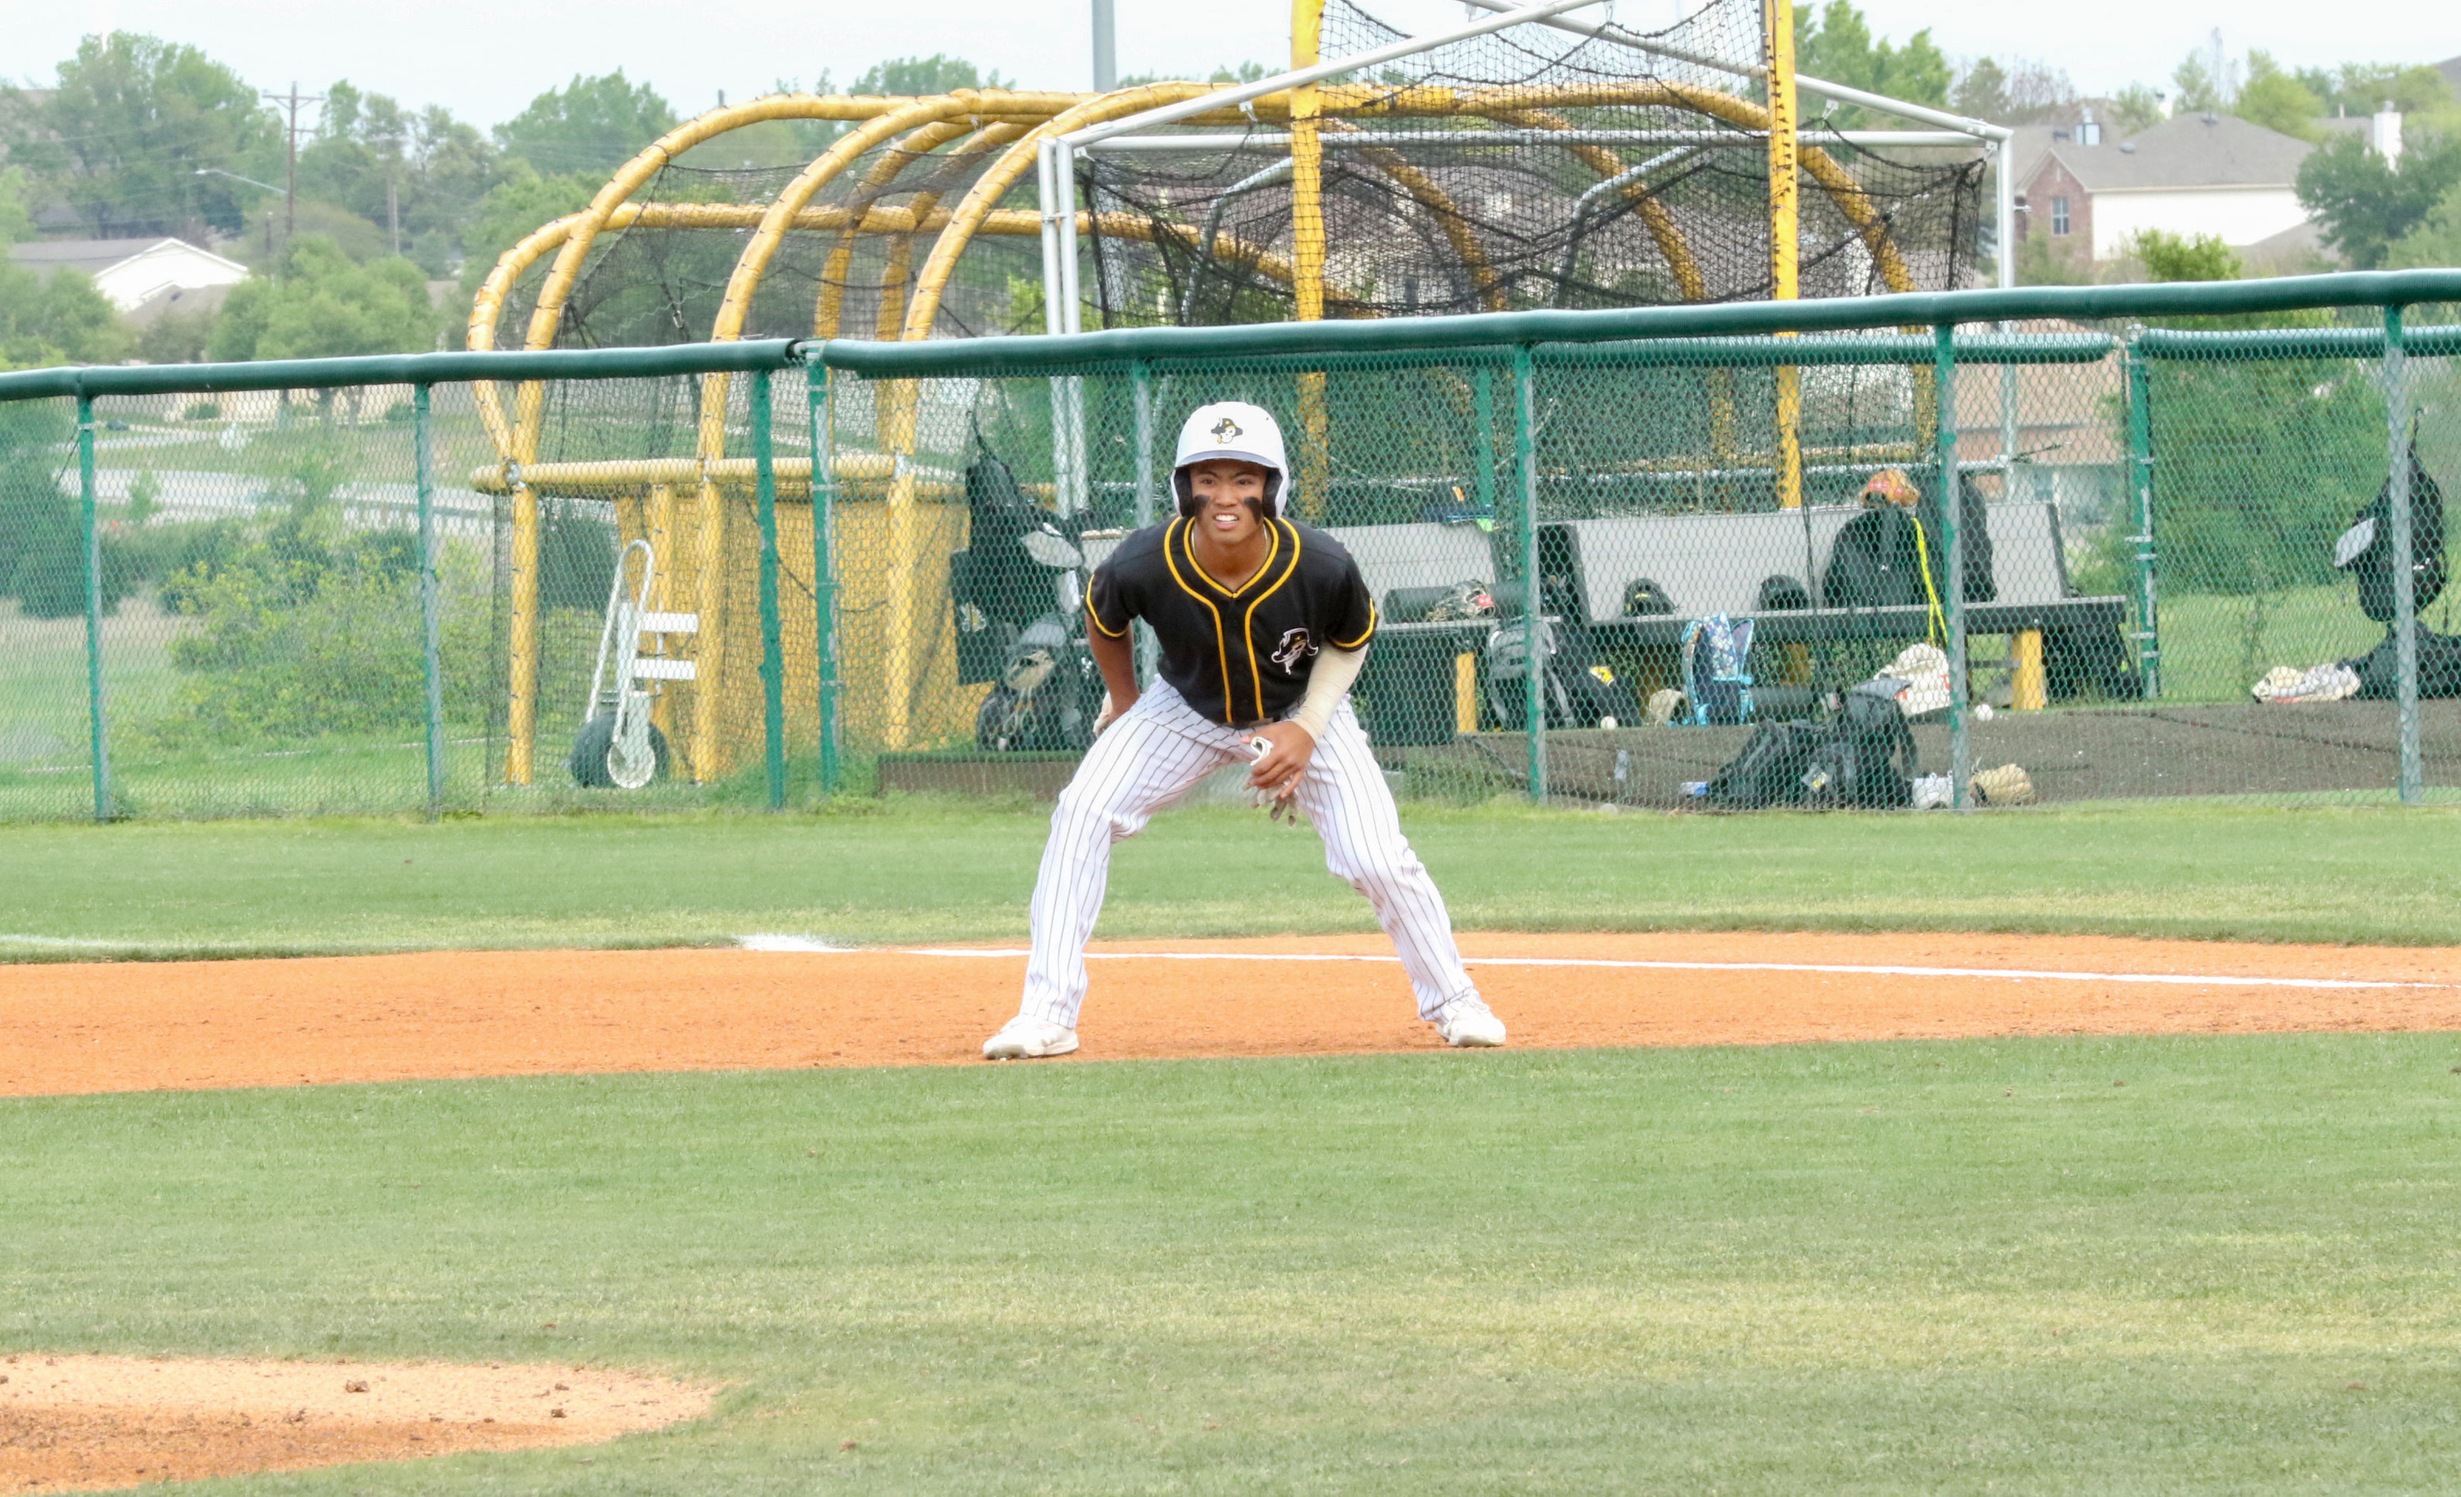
left=569, top=713, right=670, bottom=789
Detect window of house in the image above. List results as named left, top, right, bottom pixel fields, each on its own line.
left=2051, top=196, right=2071, bottom=236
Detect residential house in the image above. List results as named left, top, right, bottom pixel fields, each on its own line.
left=6, top=237, right=249, bottom=322
left=2016, top=112, right=2313, bottom=263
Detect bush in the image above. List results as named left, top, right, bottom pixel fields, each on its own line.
left=2145, top=358, right=2386, bottom=595
left=155, top=539, right=494, bottom=745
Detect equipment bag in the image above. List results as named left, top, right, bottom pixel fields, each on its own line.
left=1481, top=618, right=1642, bottom=728
left=2335, top=447, right=2447, bottom=625
left=1700, top=680, right=1915, bottom=811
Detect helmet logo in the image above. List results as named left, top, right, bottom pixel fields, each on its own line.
left=1209, top=416, right=1244, bottom=443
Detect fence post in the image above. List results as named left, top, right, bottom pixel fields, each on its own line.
left=2385, top=305, right=2422, bottom=805
left=751, top=368, right=786, bottom=810
left=807, top=368, right=842, bottom=795
left=1934, top=324, right=1971, bottom=810
left=76, top=394, right=109, bottom=822
left=2123, top=341, right=2162, bottom=699
left=1512, top=345, right=1546, bottom=801
left=1471, top=364, right=1499, bottom=518
left=412, top=385, right=446, bottom=818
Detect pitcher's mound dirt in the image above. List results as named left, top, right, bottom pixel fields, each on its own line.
left=0, top=1353, right=713, bottom=1493
left=2, top=930, right=2459, bottom=1098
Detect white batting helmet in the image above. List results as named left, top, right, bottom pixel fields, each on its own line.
left=1172, top=402, right=1289, bottom=518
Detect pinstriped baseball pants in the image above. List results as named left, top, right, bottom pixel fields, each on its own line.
left=1018, top=679, right=1480, bottom=1028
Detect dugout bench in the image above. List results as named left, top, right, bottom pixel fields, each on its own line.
left=1079, top=507, right=2132, bottom=745
left=1335, top=504, right=2132, bottom=743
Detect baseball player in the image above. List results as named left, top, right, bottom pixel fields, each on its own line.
left=983, top=401, right=1507, bottom=1059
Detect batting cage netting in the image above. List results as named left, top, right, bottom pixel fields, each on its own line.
left=470, top=0, right=1985, bottom=359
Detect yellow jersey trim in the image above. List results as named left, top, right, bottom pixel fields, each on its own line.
left=1239, top=519, right=1306, bottom=722
left=1084, top=575, right=1130, bottom=638
left=1330, top=596, right=1377, bottom=651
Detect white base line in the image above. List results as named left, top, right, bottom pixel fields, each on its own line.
left=876, top=947, right=2454, bottom=993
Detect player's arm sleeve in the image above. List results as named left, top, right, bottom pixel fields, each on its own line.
left=1084, top=557, right=1135, bottom=639
left=1287, top=643, right=1365, bottom=742
left=1327, top=557, right=1377, bottom=650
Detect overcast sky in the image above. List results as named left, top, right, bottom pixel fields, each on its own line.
left=17, top=0, right=2459, bottom=131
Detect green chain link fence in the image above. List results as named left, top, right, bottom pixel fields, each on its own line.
left=3, top=273, right=2457, bottom=821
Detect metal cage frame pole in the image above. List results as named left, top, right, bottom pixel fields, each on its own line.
left=1512, top=345, right=1546, bottom=801
left=1934, top=323, right=1971, bottom=810
left=1130, top=360, right=1161, bottom=684
left=808, top=370, right=843, bottom=794
left=750, top=368, right=788, bottom=810
left=76, top=395, right=109, bottom=822
left=1996, top=136, right=2019, bottom=491
left=412, top=385, right=446, bottom=818
left=2385, top=305, right=2421, bottom=805
left=2122, top=340, right=2161, bottom=698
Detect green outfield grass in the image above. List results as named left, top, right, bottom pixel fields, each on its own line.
left=0, top=798, right=2458, bottom=960
left=4, top=1035, right=2458, bottom=1492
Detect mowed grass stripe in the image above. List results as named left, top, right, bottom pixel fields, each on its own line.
left=4, top=1033, right=2459, bottom=1492
left=4, top=798, right=2461, bottom=959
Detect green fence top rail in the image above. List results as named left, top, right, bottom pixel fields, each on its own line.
left=0, top=338, right=806, bottom=404
left=813, top=269, right=2461, bottom=379
left=2136, top=323, right=2461, bottom=359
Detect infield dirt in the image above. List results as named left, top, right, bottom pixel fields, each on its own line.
left=0, top=1354, right=713, bottom=1492
left=5, top=930, right=2459, bottom=1099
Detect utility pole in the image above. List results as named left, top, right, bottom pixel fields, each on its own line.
left=262, top=82, right=324, bottom=255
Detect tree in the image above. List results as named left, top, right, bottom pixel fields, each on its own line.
left=1951, top=57, right=2008, bottom=122
left=1793, top=2, right=1950, bottom=122
left=2235, top=51, right=2322, bottom=140
left=2, top=34, right=278, bottom=240
left=454, top=168, right=605, bottom=306
left=297, top=80, right=507, bottom=272
left=2109, top=84, right=2167, bottom=137
left=2296, top=129, right=2461, bottom=268
left=2295, top=63, right=2454, bottom=120
left=849, top=55, right=1015, bottom=97
left=0, top=166, right=34, bottom=243
left=2172, top=49, right=2233, bottom=116
left=208, top=236, right=437, bottom=362
left=2385, top=187, right=2461, bottom=270
left=2129, top=228, right=2243, bottom=283
left=0, top=265, right=134, bottom=369
left=494, top=72, right=678, bottom=179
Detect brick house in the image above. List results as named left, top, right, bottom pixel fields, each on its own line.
left=2014, top=112, right=2315, bottom=264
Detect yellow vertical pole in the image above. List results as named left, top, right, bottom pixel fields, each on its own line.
left=2012, top=628, right=2047, bottom=710
left=1454, top=652, right=1478, bottom=736
left=1291, top=0, right=1333, bottom=521
left=505, top=380, right=543, bottom=784
left=1763, top=0, right=1802, bottom=513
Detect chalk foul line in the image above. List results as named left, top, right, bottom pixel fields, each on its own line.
left=760, top=943, right=2452, bottom=993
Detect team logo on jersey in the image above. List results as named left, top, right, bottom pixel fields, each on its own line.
left=1271, top=627, right=1317, bottom=672
left=1210, top=416, right=1244, bottom=442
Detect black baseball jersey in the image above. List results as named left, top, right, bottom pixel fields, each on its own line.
left=1086, top=516, right=1377, bottom=727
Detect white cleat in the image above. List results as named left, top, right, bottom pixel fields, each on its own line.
left=983, top=1015, right=1080, bottom=1060
left=1434, top=994, right=1507, bottom=1048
